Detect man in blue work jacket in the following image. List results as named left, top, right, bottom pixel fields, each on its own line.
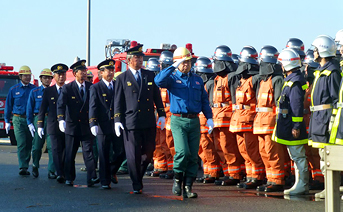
left=5, top=65, right=36, bottom=175
left=26, top=69, right=55, bottom=178
left=155, top=47, right=214, bottom=198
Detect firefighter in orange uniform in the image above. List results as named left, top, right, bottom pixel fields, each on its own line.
left=254, top=46, right=285, bottom=192
left=230, top=46, right=265, bottom=189
left=211, top=45, right=245, bottom=186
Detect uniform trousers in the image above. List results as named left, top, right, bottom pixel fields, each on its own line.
left=49, top=132, right=65, bottom=177
left=123, top=127, right=156, bottom=191
left=199, top=132, right=221, bottom=178
left=12, top=116, right=32, bottom=169
left=304, top=144, right=323, bottom=182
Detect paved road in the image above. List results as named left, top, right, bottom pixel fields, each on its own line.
left=0, top=140, right=336, bottom=212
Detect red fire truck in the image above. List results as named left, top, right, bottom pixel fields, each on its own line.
left=0, top=64, right=38, bottom=145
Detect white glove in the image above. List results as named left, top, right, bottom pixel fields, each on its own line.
left=115, top=122, right=124, bottom=137
left=157, top=116, right=166, bottom=130
left=28, top=123, right=35, bottom=137
left=38, top=127, right=44, bottom=139
left=206, top=118, right=214, bottom=134
left=59, top=120, right=66, bottom=133
left=172, top=57, right=186, bottom=68
left=5, top=123, right=11, bottom=134
left=91, top=126, right=98, bottom=137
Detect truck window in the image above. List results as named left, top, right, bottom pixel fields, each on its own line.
left=0, top=78, right=19, bottom=97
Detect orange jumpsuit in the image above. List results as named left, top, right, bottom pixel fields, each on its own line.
left=253, top=76, right=285, bottom=185
left=230, top=76, right=265, bottom=181
left=213, top=74, right=244, bottom=179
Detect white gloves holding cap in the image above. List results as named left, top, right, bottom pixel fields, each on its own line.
left=28, top=123, right=35, bottom=137
left=5, top=123, right=11, bottom=134
left=115, top=122, right=124, bottom=137
left=38, top=127, right=44, bottom=139
left=91, top=126, right=98, bottom=137
left=157, top=116, right=166, bottom=130
left=59, top=120, right=66, bottom=133
left=206, top=118, right=214, bottom=134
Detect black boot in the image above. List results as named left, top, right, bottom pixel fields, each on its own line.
left=183, top=177, right=198, bottom=198
left=172, top=172, right=183, bottom=196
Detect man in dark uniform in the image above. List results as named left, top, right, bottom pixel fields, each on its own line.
left=114, top=44, right=166, bottom=194
left=37, top=64, right=68, bottom=183
left=89, top=59, right=125, bottom=189
left=57, top=60, right=99, bottom=187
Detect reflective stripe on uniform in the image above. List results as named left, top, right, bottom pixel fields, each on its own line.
left=272, top=136, right=308, bottom=145
left=311, top=70, right=332, bottom=106
left=276, top=108, right=288, bottom=114
left=253, top=126, right=275, bottom=134
left=292, top=117, right=303, bottom=122
left=256, top=107, right=274, bottom=112
left=229, top=125, right=253, bottom=132
left=309, top=104, right=332, bottom=112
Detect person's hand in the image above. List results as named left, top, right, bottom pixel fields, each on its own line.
left=115, top=122, right=124, bottom=137
left=38, top=128, right=44, bottom=139
left=28, top=123, right=35, bottom=137
left=206, top=118, right=214, bottom=134
left=292, top=128, right=300, bottom=139
left=172, top=58, right=187, bottom=68
left=59, top=120, right=66, bottom=133
left=157, top=116, right=166, bottom=130
left=91, top=126, right=98, bottom=137
left=5, top=123, right=11, bottom=134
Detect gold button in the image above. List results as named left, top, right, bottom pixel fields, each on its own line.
left=79, top=120, right=81, bottom=122
left=106, top=100, right=108, bottom=102
left=148, top=88, right=150, bottom=90
left=138, top=110, right=141, bottom=112
left=147, top=99, right=149, bottom=101
left=110, top=108, right=112, bottom=111
left=148, top=109, right=150, bottom=111
left=138, top=100, right=140, bottom=102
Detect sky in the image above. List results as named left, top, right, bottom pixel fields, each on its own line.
left=1, top=0, right=342, bottom=79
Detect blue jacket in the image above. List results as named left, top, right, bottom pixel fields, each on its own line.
left=154, top=66, right=212, bottom=119
left=5, top=82, right=36, bottom=123
left=26, top=85, right=45, bottom=125
left=272, top=70, right=308, bottom=145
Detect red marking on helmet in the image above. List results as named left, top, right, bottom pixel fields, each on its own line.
left=207, top=64, right=212, bottom=68
left=173, top=53, right=191, bottom=60
left=130, top=41, right=138, bottom=48
left=227, top=52, right=232, bottom=56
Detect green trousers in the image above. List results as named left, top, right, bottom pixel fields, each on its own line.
left=12, top=116, right=32, bottom=169
left=170, top=115, right=200, bottom=178
left=32, top=115, right=55, bottom=172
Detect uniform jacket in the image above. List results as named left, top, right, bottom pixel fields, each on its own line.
left=57, top=80, right=92, bottom=136
left=309, top=59, right=342, bottom=147
left=272, top=70, right=308, bottom=145
left=5, top=82, right=36, bottom=123
left=114, top=69, right=165, bottom=130
left=89, top=80, right=115, bottom=135
left=26, top=85, right=45, bottom=125
left=37, top=85, right=62, bottom=135
left=329, top=81, right=343, bottom=145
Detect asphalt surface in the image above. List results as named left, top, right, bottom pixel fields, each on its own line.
left=0, top=139, right=337, bottom=212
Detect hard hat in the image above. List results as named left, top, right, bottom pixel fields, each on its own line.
left=213, top=45, right=233, bottom=62
left=303, top=50, right=319, bottom=68
left=278, top=48, right=301, bottom=72
left=159, top=51, right=173, bottom=65
left=334, top=29, right=343, bottom=43
left=173, top=47, right=192, bottom=62
left=311, top=35, right=336, bottom=58
left=87, top=70, right=94, bottom=78
left=286, top=38, right=305, bottom=57
left=39, top=68, right=53, bottom=77
left=259, top=45, right=279, bottom=64
left=231, top=54, right=240, bottom=64
left=19, top=65, right=32, bottom=75
left=147, top=58, right=160, bottom=72
left=239, top=46, right=258, bottom=65
left=194, top=57, right=213, bottom=73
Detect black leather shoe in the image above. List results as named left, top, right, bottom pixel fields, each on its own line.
left=32, top=166, right=39, bottom=178
left=116, top=170, right=128, bottom=175
left=146, top=163, right=154, bottom=171
left=237, top=179, right=252, bottom=188
left=88, top=177, right=100, bottom=187
left=244, top=180, right=264, bottom=189
left=164, top=170, right=174, bottom=179
left=57, top=176, right=65, bottom=183
left=172, top=172, right=183, bottom=196
left=204, top=177, right=218, bottom=184
left=65, top=180, right=73, bottom=186
left=222, top=178, right=240, bottom=186
left=102, top=185, right=111, bottom=189
left=133, top=190, right=142, bottom=194
left=257, top=184, right=269, bottom=191
left=195, top=176, right=205, bottom=183
left=111, top=174, right=118, bottom=184
left=183, top=177, right=197, bottom=198
left=19, top=168, right=30, bottom=176
left=151, top=170, right=166, bottom=177
left=264, top=184, right=284, bottom=192
left=48, top=171, right=57, bottom=179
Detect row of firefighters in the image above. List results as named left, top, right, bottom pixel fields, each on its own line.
left=148, top=34, right=343, bottom=198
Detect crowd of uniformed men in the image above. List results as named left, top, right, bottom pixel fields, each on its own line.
left=4, top=30, right=343, bottom=198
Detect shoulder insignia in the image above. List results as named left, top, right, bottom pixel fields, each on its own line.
left=37, top=95, right=42, bottom=99
left=15, top=92, right=20, bottom=95
left=195, top=81, right=200, bottom=85
left=176, top=80, right=182, bottom=84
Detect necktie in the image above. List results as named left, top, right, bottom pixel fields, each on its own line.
left=109, top=83, right=113, bottom=91
left=58, top=87, right=62, bottom=95
left=136, top=72, right=141, bottom=87
left=80, top=85, right=84, bottom=99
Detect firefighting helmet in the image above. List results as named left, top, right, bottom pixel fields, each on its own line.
left=278, top=48, right=301, bottom=72
left=19, top=65, right=32, bottom=75
left=231, top=54, right=239, bottom=64
left=311, top=35, right=336, bottom=58
left=239, top=46, right=258, bottom=65
left=303, top=50, right=319, bottom=68
left=147, top=58, right=160, bottom=72
left=39, top=68, right=53, bottom=77
left=286, top=38, right=305, bottom=57
left=173, top=47, right=192, bottom=62
left=213, top=45, right=233, bottom=62
left=194, top=57, right=213, bottom=73
left=335, top=29, right=343, bottom=44
left=87, top=70, right=94, bottom=78
left=259, top=45, right=279, bottom=64
left=159, top=51, right=173, bottom=65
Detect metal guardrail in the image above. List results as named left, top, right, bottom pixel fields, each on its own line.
left=324, top=145, right=343, bottom=212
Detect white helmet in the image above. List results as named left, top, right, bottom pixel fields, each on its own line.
left=311, top=35, right=336, bottom=58
left=335, top=29, right=343, bottom=43
left=278, top=48, right=301, bottom=72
